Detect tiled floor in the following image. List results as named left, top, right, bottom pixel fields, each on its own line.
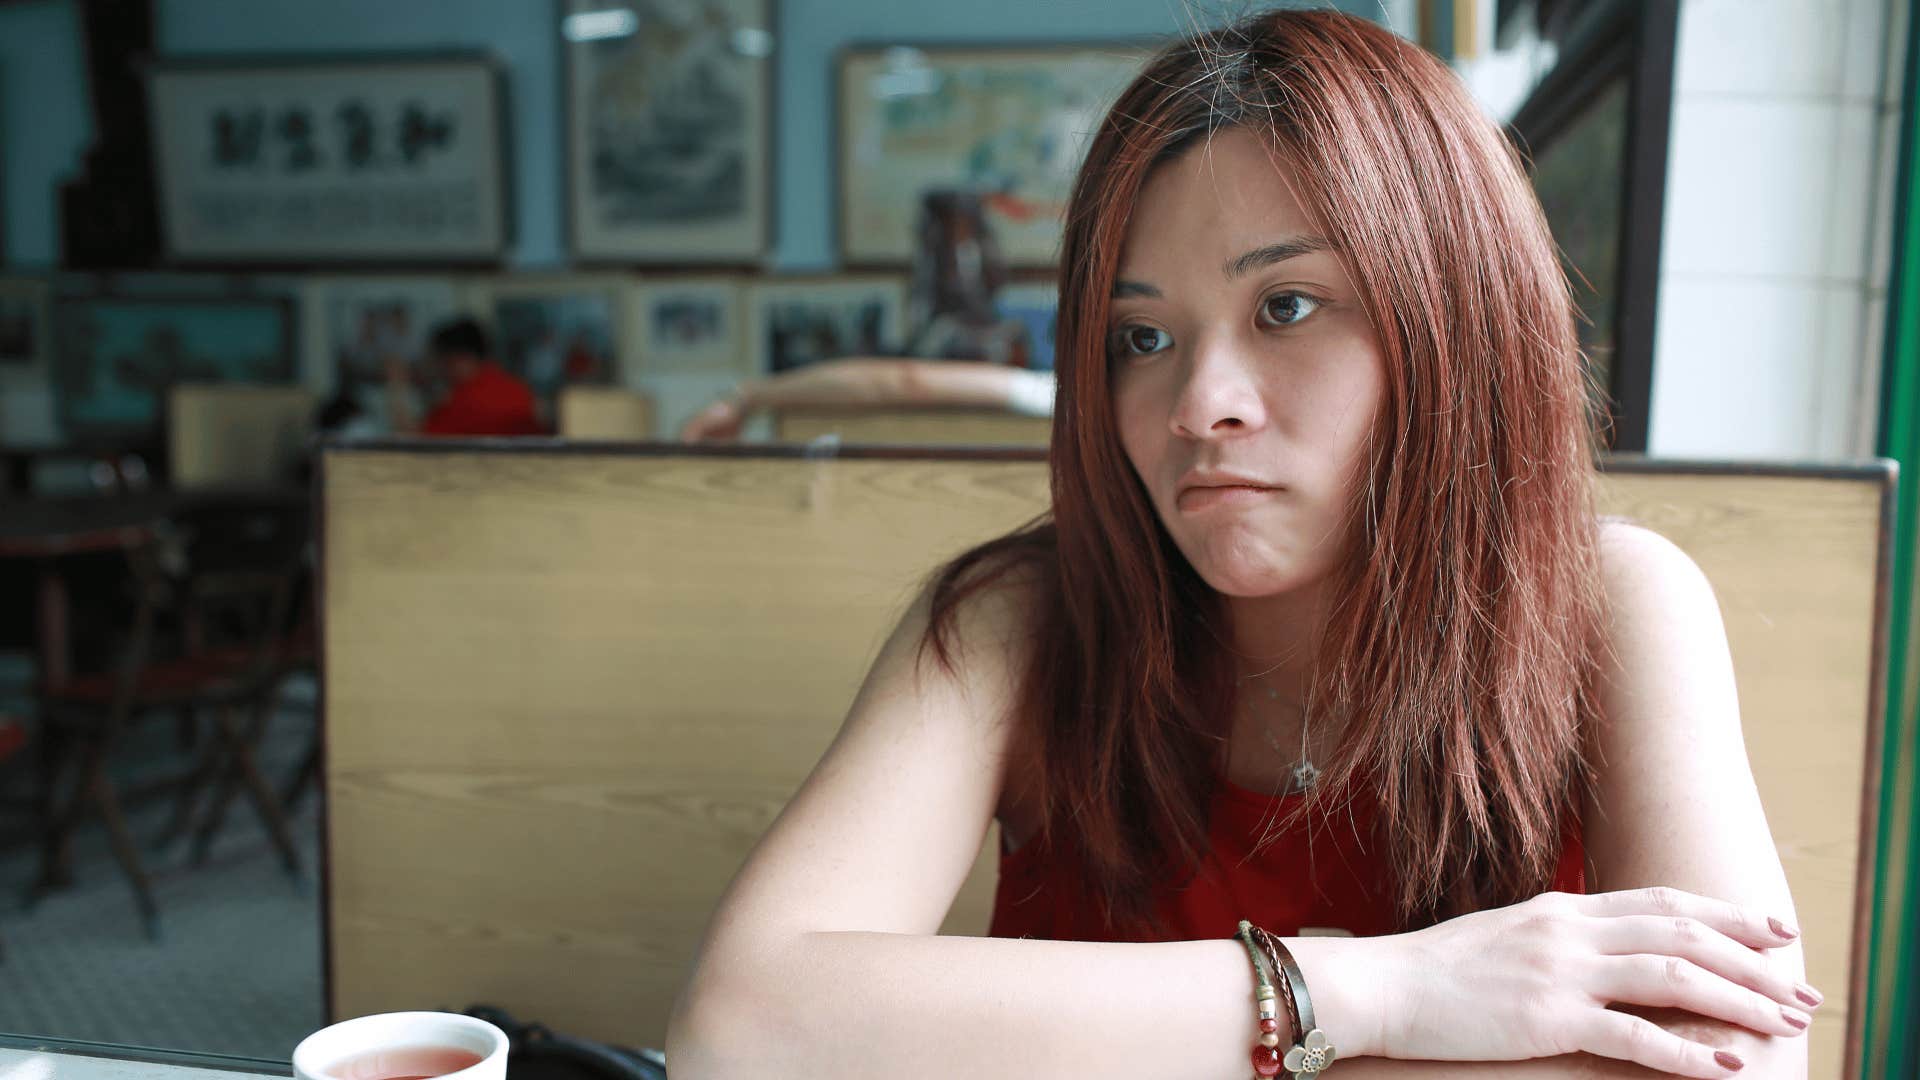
left=0, top=662, right=324, bottom=1060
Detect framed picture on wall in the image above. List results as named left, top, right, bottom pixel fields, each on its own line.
left=469, top=275, right=633, bottom=405
left=300, top=276, right=471, bottom=393
left=0, top=277, right=52, bottom=372
left=632, top=277, right=747, bottom=375
left=562, top=0, right=774, bottom=264
left=746, top=276, right=908, bottom=373
left=147, top=54, right=511, bottom=264
left=53, top=296, right=297, bottom=439
left=835, top=43, right=1145, bottom=269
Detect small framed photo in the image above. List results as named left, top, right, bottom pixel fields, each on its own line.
left=147, top=54, right=511, bottom=264
left=53, top=295, right=298, bottom=438
left=300, top=276, right=470, bottom=391
left=747, top=276, right=908, bottom=374
left=0, top=276, right=53, bottom=372
left=563, top=0, right=774, bottom=264
left=469, top=275, right=634, bottom=400
left=993, top=281, right=1059, bottom=372
left=835, top=43, right=1144, bottom=269
left=632, top=277, right=747, bottom=375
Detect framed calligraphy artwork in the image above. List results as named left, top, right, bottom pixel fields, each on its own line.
left=147, top=55, right=511, bottom=265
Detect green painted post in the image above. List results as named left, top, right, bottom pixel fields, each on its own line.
left=1863, top=4, right=1920, bottom=1076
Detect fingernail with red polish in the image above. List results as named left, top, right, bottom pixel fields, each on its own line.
left=1768, top=917, right=1799, bottom=939
left=1716, top=1051, right=1745, bottom=1072
left=1781, top=1006, right=1809, bottom=1030
left=1795, top=983, right=1824, bottom=1007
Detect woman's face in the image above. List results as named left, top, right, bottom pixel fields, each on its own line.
left=1109, top=127, right=1386, bottom=599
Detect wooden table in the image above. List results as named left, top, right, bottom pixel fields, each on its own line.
left=0, top=496, right=172, bottom=691
left=0, top=489, right=306, bottom=689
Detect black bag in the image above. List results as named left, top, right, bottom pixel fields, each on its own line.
left=461, top=1006, right=669, bottom=1080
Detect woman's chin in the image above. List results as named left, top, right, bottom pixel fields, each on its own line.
left=1186, top=555, right=1309, bottom=599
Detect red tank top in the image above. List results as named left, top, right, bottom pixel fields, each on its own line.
left=988, top=775, right=1587, bottom=941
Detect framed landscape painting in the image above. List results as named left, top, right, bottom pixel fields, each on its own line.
left=563, top=0, right=773, bottom=263
left=836, top=44, right=1143, bottom=268
left=53, top=296, right=297, bottom=437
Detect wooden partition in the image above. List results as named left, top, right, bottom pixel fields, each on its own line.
left=557, top=387, right=655, bottom=441
left=775, top=406, right=1050, bottom=447
left=321, top=445, right=1892, bottom=1076
left=169, top=384, right=315, bottom=489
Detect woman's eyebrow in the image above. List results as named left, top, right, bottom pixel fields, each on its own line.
left=1222, top=236, right=1334, bottom=279
left=1112, top=237, right=1336, bottom=298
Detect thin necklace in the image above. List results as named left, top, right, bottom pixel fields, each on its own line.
left=1243, top=677, right=1321, bottom=793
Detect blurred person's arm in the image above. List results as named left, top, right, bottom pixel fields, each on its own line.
left=679, top=358, right=1053, bottom=441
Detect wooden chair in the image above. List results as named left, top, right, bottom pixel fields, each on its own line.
left=557, top=388, right=655, bottom=441
left=319, top=445, right=1894, bottom=1077
left=168, top=384, right=315, bottom=491
left=33, top=495, right=312, bottom=937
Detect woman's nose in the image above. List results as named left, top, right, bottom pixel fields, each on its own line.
left=1169, top=333, right=1268, bottom=439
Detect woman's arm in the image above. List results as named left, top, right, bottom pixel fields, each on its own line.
left=664, top=525, right=1812, bottom=1080
left=1577, top=521, right=1811, bottom=1078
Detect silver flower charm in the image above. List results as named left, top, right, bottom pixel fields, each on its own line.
left=1283, top=1029, right=1336, bottom=1078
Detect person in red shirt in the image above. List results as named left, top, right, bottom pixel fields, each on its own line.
left=385, top=318, right=544, bottom=437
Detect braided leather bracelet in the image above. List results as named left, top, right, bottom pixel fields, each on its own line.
left=1232, top=920, right=1285, bottom=1079
left=1252, top=926, right=1338, bottom=1078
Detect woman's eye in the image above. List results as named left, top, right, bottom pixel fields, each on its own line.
left=1259, top=292, right=1321, bottom=327
left=1113, top=325, right=1173, bottom=356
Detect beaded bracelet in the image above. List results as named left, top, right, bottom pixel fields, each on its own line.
left=1232, top=920, right=1286, bottom=1079
left=1251, top=926, right=1338, bottom=1078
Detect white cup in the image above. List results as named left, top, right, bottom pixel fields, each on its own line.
left=292, top=1012, right=508, bottom=1080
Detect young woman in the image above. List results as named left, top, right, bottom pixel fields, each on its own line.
left=665, top=10, right=1815, bottom=1079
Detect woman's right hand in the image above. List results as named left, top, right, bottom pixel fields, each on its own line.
left=1375, top=887, right=1818, bottom=1077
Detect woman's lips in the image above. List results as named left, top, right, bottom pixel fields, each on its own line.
left=1175, top=484, right=1280, bottom=513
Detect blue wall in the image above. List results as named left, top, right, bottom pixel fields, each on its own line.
left=1, top=0, right=1376, bottom=270
left=0, top=0, right=93, bottom=270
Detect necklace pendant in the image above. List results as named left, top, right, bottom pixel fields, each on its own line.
left=1291, top=759, right=1321, bottom=791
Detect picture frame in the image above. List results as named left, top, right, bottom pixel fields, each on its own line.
left=631, top=277, right=748, bottom=376
left=146, top=54, right=512, bottom=265
left=467, top=274, right=635, bottom=406
left=562, top=0, right=774, bottom=265
left=746, top=275, right=908, bottom=374
left=835, top=43, right=1145, bottom=269
left=52, top=295, right=298, bottom=440
left=298, top=275, right=473, bottom=393
left=0, top=276, right=53, bottom=373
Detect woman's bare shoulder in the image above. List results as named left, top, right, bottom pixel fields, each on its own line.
left=1595, top=518, right=1710, bottom=600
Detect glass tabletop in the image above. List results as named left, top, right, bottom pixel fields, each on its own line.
left=0, top=1032, right=287, bottom=1079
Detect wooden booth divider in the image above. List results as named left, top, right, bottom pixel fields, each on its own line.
left=320, top=443, right=1894, bottom=1076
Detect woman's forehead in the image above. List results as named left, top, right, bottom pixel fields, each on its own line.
left=1119, top=128, right=1324, bottom=274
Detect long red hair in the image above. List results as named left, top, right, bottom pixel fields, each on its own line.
left=924, top=7, right=1608, bottom=934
